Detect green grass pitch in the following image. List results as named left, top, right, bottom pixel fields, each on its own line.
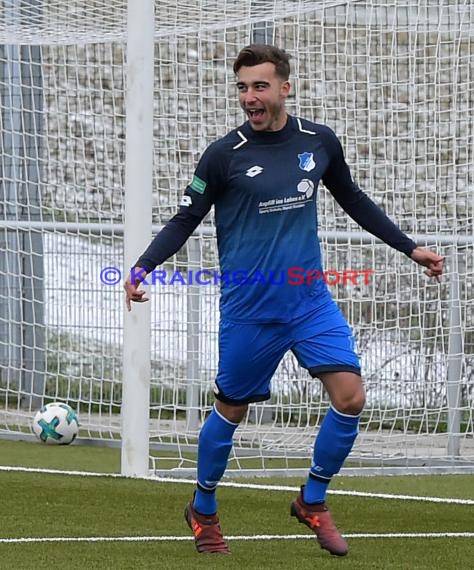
left=0, top=439, right=472, bottom=569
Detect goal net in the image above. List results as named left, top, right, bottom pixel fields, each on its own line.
left=0, top=0, right=473, bottom=475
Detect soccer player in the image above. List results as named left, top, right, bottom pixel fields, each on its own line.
left=124, top=44, right=443, bottom=556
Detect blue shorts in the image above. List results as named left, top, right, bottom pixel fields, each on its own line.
left=214, top=300, right=361, bottom=405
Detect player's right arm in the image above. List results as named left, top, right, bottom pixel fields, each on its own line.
left=124, top=142, right=224, bottom=311
left=123, top=209, right=205, bottom=310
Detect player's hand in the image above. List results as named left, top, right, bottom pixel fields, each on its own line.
left=410, top=247, right=444, bottom=283
left=124, top=266, right=149, bottom=311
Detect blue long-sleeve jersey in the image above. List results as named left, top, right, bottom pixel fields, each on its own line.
left=136, top=115, right=417, bottom=323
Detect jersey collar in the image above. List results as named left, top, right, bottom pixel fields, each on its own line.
left=240, top=115, right=296, bottom=144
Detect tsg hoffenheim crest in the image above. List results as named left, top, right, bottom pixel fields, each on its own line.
left=298, top=152, right=316, bottom=172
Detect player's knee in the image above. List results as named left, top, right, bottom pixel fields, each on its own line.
left=333, top=389, right=366, bottom=416
left=215, top=399, right=248, bottom=423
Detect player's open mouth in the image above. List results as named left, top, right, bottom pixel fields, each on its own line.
left=248, top=109, right=265, bottom=119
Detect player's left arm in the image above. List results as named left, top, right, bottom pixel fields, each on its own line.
left=321, top=127, right=443, bottom=281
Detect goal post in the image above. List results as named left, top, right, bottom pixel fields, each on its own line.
left=0, top=1, right=472, bottom=476
left=121, top=0, right=154, bottom=477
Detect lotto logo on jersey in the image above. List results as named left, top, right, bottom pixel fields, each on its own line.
left=180, top=195, right=192, bottom=207
left=245, top=165, right=264, bottom=178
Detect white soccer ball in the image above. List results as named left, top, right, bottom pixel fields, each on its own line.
left=32, top=402, right=79, bottom=445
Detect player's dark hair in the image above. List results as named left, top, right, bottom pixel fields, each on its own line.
left=233, top=44, right=291, bottom=80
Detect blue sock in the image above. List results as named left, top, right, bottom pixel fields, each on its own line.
left=303, top=406, right=360, bottom=505
left=193, top=406, right=239, bottom=515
